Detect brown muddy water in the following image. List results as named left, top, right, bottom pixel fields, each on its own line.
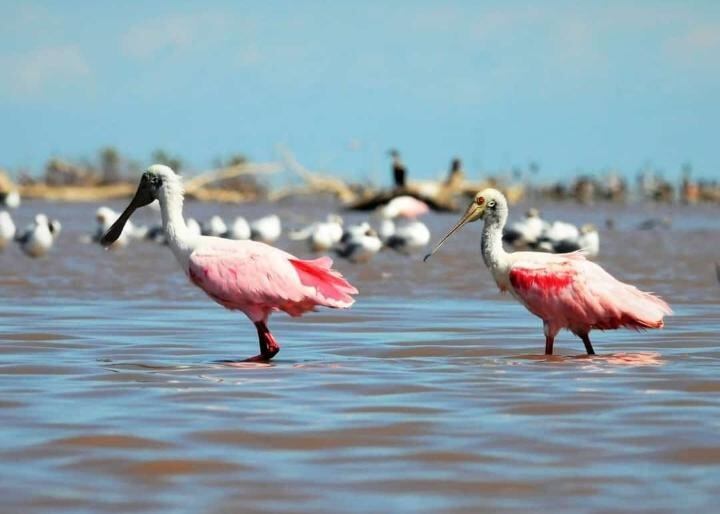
left=0, top=198, right=718, bottom=513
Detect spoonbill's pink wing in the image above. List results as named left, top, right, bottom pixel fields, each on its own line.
left=508, top=252, right=671, bottom=332
left=187, top=240, right=357, bottom=321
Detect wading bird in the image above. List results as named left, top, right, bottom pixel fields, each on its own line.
left=250, top=214, right=282, bottom=244
left=0, top=210, right=16, bottom=250
left=94, top=207, right=131, bottom=248
left=551, top=224, right=600, bottom=257
left=502, top=208, right=547, bottom=249
left=226, top=216, right=251, bottom=240
left=202, top=215, right=228, bottom=238
left=425, top=189, right=671, bottom=355
left=101, top=165, right=357, bottom=362
left=385, top=219, right=431, bottom=254
left=335, top=222, right=382, bottom=263
left=0, top=190, right=21, bottom=209
left=16, top=214, right=61, bottom=257
left=289, top=214, right=344, bottom=252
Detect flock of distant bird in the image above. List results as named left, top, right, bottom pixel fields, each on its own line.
left=0, top=191, right=603, bottom=261
left=93, top=195, right=432, bottom=263
left=0, top=192, right=62, bottom=257
left=4, top=188, right=662, bottom=264
left=502, top=208, right=600, bottom=258
left=93, top=206, right=285, bottom=248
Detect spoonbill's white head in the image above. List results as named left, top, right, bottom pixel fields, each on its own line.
left=424, top=188, right=508, bottom=261
left=101, top=164, right=179, bottom=247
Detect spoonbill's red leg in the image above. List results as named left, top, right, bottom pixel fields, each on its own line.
left=580, top=333, right=596, bottom=355
left=244, top=321, right=280, bottom=362
left=544, top=336, right=554, bottom=355
left=543, top=322, right=556, bottom=355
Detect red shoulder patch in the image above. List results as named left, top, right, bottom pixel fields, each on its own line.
left=509, top=268, right=574, bottom=291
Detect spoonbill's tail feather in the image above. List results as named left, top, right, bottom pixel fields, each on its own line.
left=290, top=257, right=358, bottom=308
left=614, top=286, right=672, bottom=330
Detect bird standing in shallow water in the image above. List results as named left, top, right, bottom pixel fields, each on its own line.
left=0, top=210, right=16, bottom=251
left=16, top=214, right=61, bottom=257
left=425, top=189, right=671, bottom=355
left=102, top=165, right=357, bottom=362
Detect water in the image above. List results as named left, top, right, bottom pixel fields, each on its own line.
left=0, top=198, right=718, bottom=513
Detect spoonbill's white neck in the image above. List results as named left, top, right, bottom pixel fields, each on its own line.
left=157, top=176, right=196, bottom=262
left=481, top=212, right=509, bottom=270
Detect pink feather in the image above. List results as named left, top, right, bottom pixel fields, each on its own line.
left=187, top=239, right=356, bottom=322
left=507, top=252, right=672, bottom=335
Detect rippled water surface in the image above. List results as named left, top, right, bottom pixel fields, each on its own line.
left=1, top=198, right=718, bottom=513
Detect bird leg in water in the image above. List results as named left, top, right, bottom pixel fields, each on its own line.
left=545, top=336, right=554, bottom=355
left=579, top=333, right=596, bottom=355
left=244, top=321, right=281, bottom=362
left=543, top=322, right=555, bottom=355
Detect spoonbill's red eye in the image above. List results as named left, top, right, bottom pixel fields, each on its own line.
left=476, top=196, right=485, bottom=206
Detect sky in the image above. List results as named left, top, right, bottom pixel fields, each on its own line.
left=1, top=0, right=719, bottom=182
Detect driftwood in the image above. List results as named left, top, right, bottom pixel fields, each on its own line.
left=182, top=161, right=282, bottom=203
left=278, top=148, right=359, bottom=203
left=184, top=162, right=282, bottom=192
left=346, top=187, right=460, bottom=212
left=460, top=182, right=526, bottom=204
left=0, top=170, right=15, bottom=193
left=13, top=161, right=281, bottom=203
left=19, top=183, right=136, bottom=201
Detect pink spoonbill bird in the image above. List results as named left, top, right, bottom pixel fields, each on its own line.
left=101, top=165, right=358, bottom=362
left=424, top=189, right=671, bottom=355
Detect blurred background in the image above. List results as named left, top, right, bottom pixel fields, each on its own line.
left=1, top=0, right=718, bottom=202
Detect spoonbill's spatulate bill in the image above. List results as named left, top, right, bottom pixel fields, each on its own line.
left=101, top=165, right=358, bottom=362
left=425, top=189, right=672, bottom=355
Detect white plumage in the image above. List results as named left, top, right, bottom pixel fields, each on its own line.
left=16, top=214, right=61, bottom=257
left=250, top=214, right=282, bottom=243
left=0, top=210, right=16, bottom=250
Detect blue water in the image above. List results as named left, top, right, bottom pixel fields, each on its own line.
left=0, top=199, right=718, bottom=513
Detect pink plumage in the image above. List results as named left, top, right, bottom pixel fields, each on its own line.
left=188, top=241, right=356, bottom=320
left=507, top=251, right=672, bottom=341
left=100, top=165, right=358, bottom=363
left=187, top=239, right=357, bottom=360
left=384, top=196, right=430, bottom=219
left=426, top=188, right=672, bottom=355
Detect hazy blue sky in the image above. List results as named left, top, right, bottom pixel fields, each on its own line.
left=1, top=1, right=719, bottom=181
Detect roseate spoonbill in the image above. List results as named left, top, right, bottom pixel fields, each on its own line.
left=16, top=214, right=61, bottom=257
left=0, top=190, right=20, bottom=209
left=385, top=220, right=431, bottom=254
left=202, top=215, right=228, bottom=237
left=250, top=214, right=282, bottom=244
left=502, top=208, right=547, bottom=249
left=226, top=217, right=251, bottom=240
left=101, top=165, right=357, bottom=362
left=0, top=210, right=16, bottom=250
left=425, top=189, right=671, bottom=355
left=335, top=222, right=382, bottom=263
